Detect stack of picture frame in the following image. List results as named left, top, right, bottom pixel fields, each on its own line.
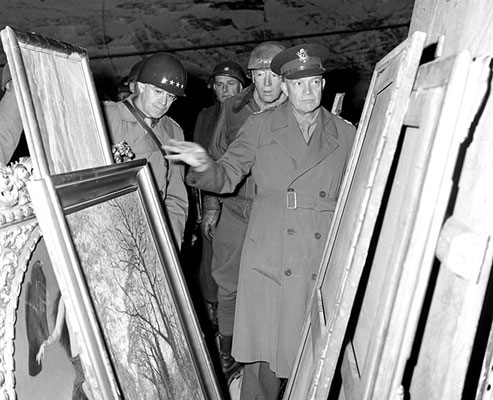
left=0, top=26, right=222, bottom=400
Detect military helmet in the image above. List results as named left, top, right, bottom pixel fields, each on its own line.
left=210, top=61, right=246, bottom=86
left=247, top=41, right=286, bottom=73
left=128, top=59, right=146, bottom=84
left=136, top=53, right=187, bottom=97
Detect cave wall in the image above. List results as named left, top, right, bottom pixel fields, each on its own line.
left=1, top=0, right=415, bottom=132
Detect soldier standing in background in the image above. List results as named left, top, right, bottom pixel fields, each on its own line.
left=164, top=43, right=356, bottom=400
left=192, top=61, right=246, bottom=336
left=202, top=42, right=287, bottom=384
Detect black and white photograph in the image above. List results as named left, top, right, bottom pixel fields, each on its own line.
left=1, top=1, right=493, bottom=399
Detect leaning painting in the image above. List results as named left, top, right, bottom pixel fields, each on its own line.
left=0, top=26, right=113, bottom=178
left=16, top=239, right=87, bottom=399
left=29, top=160, right=221, bottom=400
left=68, top=185, right=201, bottom=399
left=0, top=156, right=87, bottom=399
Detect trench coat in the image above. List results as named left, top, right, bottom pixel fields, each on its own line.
left=103, top=100, right=188, bottom=246
left=187, top=100, right=355, bottom=377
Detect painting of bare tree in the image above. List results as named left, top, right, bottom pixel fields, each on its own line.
left=29, top=161, right=221, bottom=399
left=64, top=191, right=202, bottom=400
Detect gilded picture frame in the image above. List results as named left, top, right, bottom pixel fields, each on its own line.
left=28, top=160, right=222, bottom=399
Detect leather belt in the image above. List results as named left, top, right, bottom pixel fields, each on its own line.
left=256, top=187, right=338, bottom=211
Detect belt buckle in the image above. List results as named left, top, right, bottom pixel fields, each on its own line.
left=287, top=188, right=297, bottom=209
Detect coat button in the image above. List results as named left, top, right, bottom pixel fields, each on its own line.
left=284, top=269, right=292, bottom=277
left=311, top=273, right=317, bottom=281
left=287, top=228, right=295, bottom=235
left=319, top=191, right=326, bottom=198
left=314, top=232, right=321, bottom=240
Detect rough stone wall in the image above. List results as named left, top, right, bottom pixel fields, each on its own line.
left=0, top=0, right=414, bottom=128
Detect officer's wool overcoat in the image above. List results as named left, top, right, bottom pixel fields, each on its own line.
left=187, top=100, right=355, bottom=377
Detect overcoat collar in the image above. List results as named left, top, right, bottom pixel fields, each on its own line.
left=271, top=102, right=339, bottom=180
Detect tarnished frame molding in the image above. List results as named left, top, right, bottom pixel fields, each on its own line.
left=0, top=158, right=38, bottom=400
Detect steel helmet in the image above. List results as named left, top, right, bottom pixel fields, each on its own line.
left=137, top=53, right=187, bottom=97
left=210, top=61, right=246, bottom=86
left=247, top=41, right=286, bottom=73
left=128, top=59, right=146, bottom=84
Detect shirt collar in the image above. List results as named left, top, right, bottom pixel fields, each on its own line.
left=131, top=97, right=160, bottom=128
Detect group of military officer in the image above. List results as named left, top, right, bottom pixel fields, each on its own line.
left=123, top=41, right=355, bottom=400
left=1, top=40, right=355, bottom=400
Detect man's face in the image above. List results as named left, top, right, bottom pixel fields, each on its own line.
left=251, top=69, right=283, bottom=104
left=213, top=75, right=242, bottom=103
left=136, top=82, right=176, bottom=118
left=281, top=75, right=325, bottom=115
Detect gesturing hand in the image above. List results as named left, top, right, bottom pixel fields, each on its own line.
left=162, top=139, right=211, bottom=172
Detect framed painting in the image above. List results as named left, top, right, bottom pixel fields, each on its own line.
left=28, top=159, right=222, bottom=400
left=408, top=56, right=493, bottom=400
left=0, top=157, right=41, bottom=400
left=0, top=156, right=81, bottom=400
left=15, top=236, right=84, bottom=399
left=283, top=31, right=426, bottom=399
left=0, top=26, right=113, bottom=179
left=339, top=52, right=486, bottom=400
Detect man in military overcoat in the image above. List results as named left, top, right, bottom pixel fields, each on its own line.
left=164, top=43, right=356, bottom=399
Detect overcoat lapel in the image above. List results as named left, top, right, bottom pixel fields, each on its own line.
left=298, top=110, right=339, bottom=175
left=271, top=103, right=309, bottom=162
left=271, top=103, right=341, bottom=182
left=285, top=109, right=341, bottom=183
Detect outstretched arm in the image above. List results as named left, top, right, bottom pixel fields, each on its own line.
left=162, top=139, right=212, bottom=172
left=36, top=297, right=66, bottom=364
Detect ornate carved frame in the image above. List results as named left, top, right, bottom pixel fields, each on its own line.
left=0, top=158, right=39, bottom=400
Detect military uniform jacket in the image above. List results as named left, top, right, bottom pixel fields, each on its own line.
left=192, top=102, right=221, bottom=150
left=187, top=101, right=355, bottom=377
left=103, top=100, right=188, bottom=245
